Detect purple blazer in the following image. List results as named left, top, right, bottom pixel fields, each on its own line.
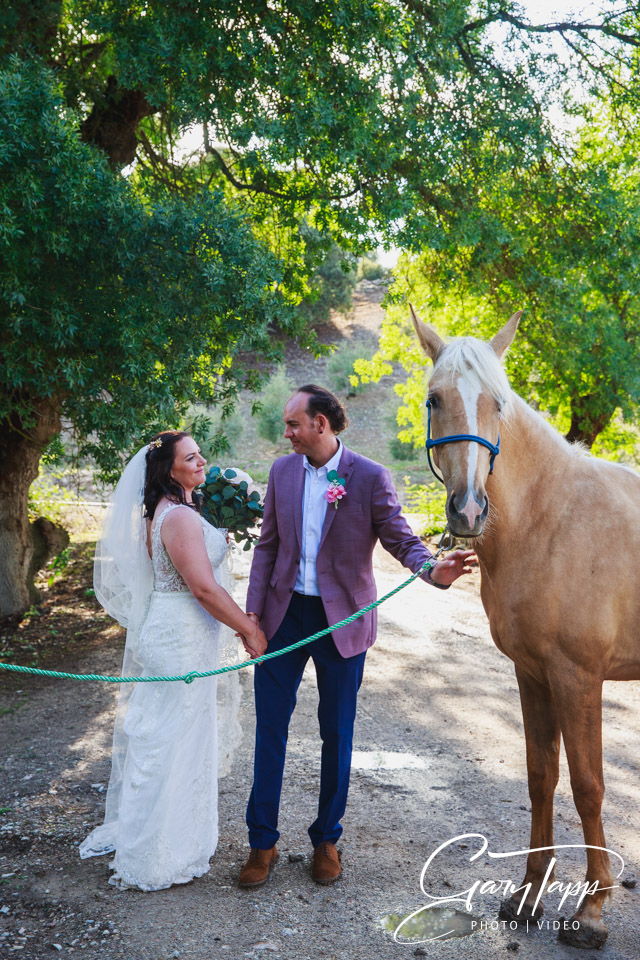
left=246, top=446, right=441, bottom=658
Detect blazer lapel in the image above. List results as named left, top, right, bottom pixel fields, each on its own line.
left=318, top=445, right=356, bottom=551
left=292, top=454, right=305, bottom=550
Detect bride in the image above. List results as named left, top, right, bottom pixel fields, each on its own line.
left=79, top=430, right=266, bottom=891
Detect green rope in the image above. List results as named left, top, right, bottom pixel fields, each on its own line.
left=0, top=558, right=440, bottom=685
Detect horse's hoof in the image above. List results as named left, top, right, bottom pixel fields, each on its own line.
left=498, top=898, right=543, bottom=924
left=557, top=917, right=608, bottom=950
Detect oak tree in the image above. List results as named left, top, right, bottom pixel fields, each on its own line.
left=1, top=0, right=636, bottom=613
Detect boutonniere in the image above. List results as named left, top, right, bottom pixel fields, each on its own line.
left=326, top=470, right=347, bottom=510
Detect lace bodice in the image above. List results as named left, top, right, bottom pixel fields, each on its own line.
left=151, top=503, right=228, bottom=593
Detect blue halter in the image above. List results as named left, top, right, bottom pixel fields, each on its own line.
left=425, top=398, right=500, bottom=485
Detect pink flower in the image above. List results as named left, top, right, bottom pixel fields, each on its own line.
left=326, top=481, right=347, bottom=508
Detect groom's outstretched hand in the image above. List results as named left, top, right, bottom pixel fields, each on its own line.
left=429, top=549, right=477, bottom=586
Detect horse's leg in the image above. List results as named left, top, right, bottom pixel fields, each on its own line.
left=551, top=671, right=612, bottom=949
left=499, top=666, right=560, bottom=923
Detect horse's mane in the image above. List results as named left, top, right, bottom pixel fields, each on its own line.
left=432, top=335, right=640, bottom=475
left=434, top=337, right=513, bottom=414
left=435, top=336, right=595, bottom=462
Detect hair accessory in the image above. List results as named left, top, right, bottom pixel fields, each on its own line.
left=148, top=438, right=163, bottom=450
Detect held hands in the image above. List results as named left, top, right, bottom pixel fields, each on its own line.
left=238, top=612, right=267, bottom=660
left=429, top=549, right=477, bottom=586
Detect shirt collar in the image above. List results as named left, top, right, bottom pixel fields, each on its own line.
left=303, top=438, right=343, bottom=477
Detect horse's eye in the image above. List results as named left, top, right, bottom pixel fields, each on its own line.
left=428, top=395, right=439, bottom=409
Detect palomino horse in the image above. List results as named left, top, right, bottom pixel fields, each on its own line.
left=411, top=306, right=640, bottom=949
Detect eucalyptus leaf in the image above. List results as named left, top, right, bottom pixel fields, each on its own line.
left=201, top=464, right=264, bottom=547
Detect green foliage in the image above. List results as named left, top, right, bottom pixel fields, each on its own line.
left=353, top=304, right=430, bottom=449
left=28, top=468, right=76, bottom=524
left=41, top=435, right=65, bottom=466
left=2, top=0, right=639, bottom=613
left=21, top=606, right=41, bottom=619
left=184, top=404, right=245, bottom=462
left=591, top=414, right=640, bottom=465
left=70, top=0, right=555, bottom=252
left=254, top=367, right=294, bottom=445
left=201, top=468, right=264, bottom=551
left=5, top=0, right=630, bottom=260
left=389, top=435, right=419, bottom=462
left=404, top=480, right=449, bottom=538
left=298, top=238, right=358, bottom=326
left=0, top=57, right=299, bottom=479
left=384, top=398, right=419, bottom=461
left=2, top=6, right=637, bottom=464
left=326, top=341, right=372, bottom=398
left=355, top=113, right=640, bottom=452
left=357, top=257, right=389, bottom=283
left=46, top=547, right=71, bottom=588
left=450, top=116, right=640, bottom=448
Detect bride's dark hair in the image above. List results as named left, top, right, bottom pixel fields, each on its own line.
left=143, top=430, right=203, bottom=519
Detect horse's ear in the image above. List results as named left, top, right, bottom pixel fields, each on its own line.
left=490, top=310, right=522, bottom=359
left=409, top=303, right=445, bottom=362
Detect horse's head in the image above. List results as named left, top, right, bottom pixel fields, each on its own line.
left=411, top=306, right=521, bottom=537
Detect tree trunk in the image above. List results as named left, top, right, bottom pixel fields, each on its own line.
left=80, top=75, right=153, bottom=166
left=0, top=399, right=61, bottom=617
left=565, top=396, right=614, bottom=448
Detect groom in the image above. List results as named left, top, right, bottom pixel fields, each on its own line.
left=239, top=384, right=473, bottom=888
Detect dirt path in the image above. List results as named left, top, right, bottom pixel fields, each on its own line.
left=1, top=540, right=639, bottom=960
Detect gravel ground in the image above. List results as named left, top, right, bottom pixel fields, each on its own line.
left=1, top=538, right=639, bottom=960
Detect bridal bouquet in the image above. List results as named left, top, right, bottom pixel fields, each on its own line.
left=201, top=467, right=264, bottom=550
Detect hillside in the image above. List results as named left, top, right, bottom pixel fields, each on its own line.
left=230, top=279, right=432, bottom=501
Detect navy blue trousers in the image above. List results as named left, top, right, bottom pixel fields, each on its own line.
left=246, top=592, right=366, bottom=849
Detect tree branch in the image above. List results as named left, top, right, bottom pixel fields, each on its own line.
left=459, top=10, right=640, bottom=48
left=558, top=30, right=632, bottom=93
left=202, top=124, right=362, bottom=203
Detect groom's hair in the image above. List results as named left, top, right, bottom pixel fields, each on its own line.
left=298, top=384, right=348, bottom=434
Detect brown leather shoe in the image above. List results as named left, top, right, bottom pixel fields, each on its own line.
left=238, top=846, right=278, bottom=889
left=312, top=842, right=341, bottom=884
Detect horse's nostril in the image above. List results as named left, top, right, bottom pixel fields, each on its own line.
left=448, top=491, right=488, bottom=532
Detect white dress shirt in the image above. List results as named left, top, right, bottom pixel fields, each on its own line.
left=294, top=439, right=343, bottom=595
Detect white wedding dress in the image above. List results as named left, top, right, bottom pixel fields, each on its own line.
left=80, top=503, right=240, bottom=891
